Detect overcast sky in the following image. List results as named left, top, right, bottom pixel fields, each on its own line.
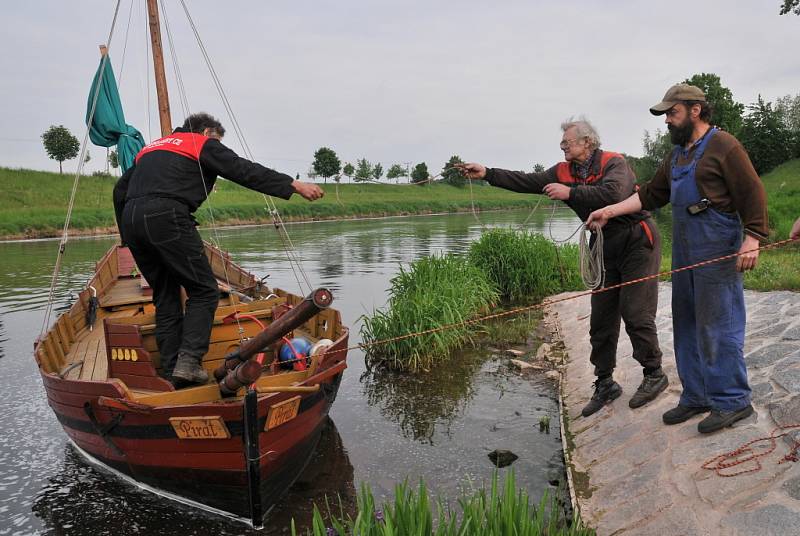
left=2, top=1, right=799, bottom=177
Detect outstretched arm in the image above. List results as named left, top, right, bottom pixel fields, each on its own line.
left=585, top=192, right=643, bottom=230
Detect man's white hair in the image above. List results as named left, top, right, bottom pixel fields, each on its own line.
left=561, top=117, right=601, bottom=151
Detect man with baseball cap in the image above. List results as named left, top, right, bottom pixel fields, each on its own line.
left=587, top=83, right=768, bottom=434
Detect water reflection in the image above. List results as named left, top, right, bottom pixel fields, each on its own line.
left=31, top=418, right=354, bottom=535
left=361, top=351, right=485, bottom=444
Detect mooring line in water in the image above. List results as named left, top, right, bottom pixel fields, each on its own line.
left=335, top=236, right=799, bottom=357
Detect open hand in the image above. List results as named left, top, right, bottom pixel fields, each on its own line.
left=293, top=181, right=324, bottom=201
left=454, top=163, right=486, bottom=180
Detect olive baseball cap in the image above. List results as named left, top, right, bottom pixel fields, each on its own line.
left=649, top=84, right=706, bottom=115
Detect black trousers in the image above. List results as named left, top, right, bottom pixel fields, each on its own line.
left=589, top=218, right=663, bottom=378
left=121, top=197, right=219, bottom=375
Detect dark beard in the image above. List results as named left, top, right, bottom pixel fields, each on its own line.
left=668, top=119, right=694, bottom=146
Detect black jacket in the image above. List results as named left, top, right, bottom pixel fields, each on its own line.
left=113, top=128, right=295, bottom=229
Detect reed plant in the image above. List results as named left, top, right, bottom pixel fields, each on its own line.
left=468, top=228, right=583, bottom=301
left=360, top=254, right=498, bottom=372
left=292, top=471, right=593, bottom=536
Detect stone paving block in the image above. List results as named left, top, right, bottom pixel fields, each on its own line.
left=589, top=456, right=662, bottom=509
left=747, top=322, right=791, bottom=340
left=722, top=504, right=800, bottom=536
left=745, top=343, right=800, bottom=369
left=773, top=364, right=800, bottom=394
left=594, top=486, right=673, bottom=535
left=783, top=323, right=800, bottom=341
left=751, top=382, right=774, bottom=405
left=768, top=394, right=800, bottom=426
left=634, top=507, right=709, bottom=536
left=590, top=431, right=670, bottom=485
left=782, top=475, right=800, bottom=500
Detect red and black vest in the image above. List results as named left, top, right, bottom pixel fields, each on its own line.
left=134, top=132, right=210, bottom=164
left=554, top=150, right=623, bottom=185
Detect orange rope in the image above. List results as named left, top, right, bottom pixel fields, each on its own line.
left=331, top=236, right=799, bottom=357
left=702, top=424, right=800, bottom=477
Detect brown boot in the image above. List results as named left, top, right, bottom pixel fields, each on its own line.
left=171, top=352, right=209, bottom=387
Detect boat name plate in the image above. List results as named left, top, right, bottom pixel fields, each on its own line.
left=265, top=395, right=301, bottom=430
left=169, top=416, right=231, bottom=440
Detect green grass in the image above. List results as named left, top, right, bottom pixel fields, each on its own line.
left=468, top=228, right=583, bottom=301
left=360, top=253, right=499, bottom=372
left=0, top=166, right=541, bottom=238
left=361, top=230, right=584, bottom=371
left=293, top=471, right=593, bottom=536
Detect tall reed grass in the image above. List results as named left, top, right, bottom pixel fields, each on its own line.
left=292, top=471, right=593, bottom=536
left=468, top=229, right=583, bottom=301
left=360, top=254, right=498, bottom=372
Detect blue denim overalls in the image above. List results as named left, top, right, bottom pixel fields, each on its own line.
left=669, top=128, right=751, bottom=412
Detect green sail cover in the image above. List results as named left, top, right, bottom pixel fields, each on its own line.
left=86, top=55, right=145, bottom=172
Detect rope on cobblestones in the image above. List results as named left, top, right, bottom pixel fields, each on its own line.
left=702, top=424, right=800, bottom=477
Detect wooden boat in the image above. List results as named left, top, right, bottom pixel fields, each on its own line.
left=35, top=243, right=349, bottom=527
left=34, top=1, right=349, bottom=527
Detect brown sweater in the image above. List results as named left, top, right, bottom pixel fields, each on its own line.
left=485, top=150, right=649, bottom=229
left=637, top=129, right=769, bottom=240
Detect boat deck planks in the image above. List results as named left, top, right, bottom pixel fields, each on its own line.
left=100, top=277, right=153, bottom=308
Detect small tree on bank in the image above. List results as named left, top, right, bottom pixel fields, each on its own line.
left=780, top=0, right=800, bottom=15
left=372, top=162, right=384, bottom=182
left=442, top=155, right=465, bottom=187
left=411, top=162, right=429, bottom=185
left=354, top=159, right=373, bottom=182
left=387, top=164, right=407, bottom=182
left=42, top=125, right=80, bottom=174
left=312, top=146, right=341, bottom=184
left=342, top=162, right=355, bottom=182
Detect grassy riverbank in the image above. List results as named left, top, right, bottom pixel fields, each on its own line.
left=0, top=167, right=540, bottom=239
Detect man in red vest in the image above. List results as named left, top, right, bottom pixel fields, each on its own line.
left=113, top=112, right=323, bottom=388
left=459, top=118, right=666, bottom=416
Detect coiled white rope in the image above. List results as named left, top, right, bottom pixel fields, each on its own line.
left=578, top=225, right=605, bottom=289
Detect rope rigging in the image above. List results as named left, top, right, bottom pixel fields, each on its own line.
left=40, top=0, right=123, bottom=338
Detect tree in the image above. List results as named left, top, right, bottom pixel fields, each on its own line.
left=626, top=129, right=672, bottom=183
left=108, top=149, right=119, bottom=172
left=342, top=162, right=355, bottom=182
left=532, top=163, right=546, bottom=173
left=775, top=93, right=800, bottom=157
left=386, top=164, right=407, bottom=182
left=683, top=73, right=744, bottom=136
left=442, top=155, right=465, bottom=187
left=312, top=146, right=341, bottom=184
left=372, top=163, right=384, bottom=181
left=41, top=125, right=80, bottom=174
left=780, top=0, right=800, bottom=15
left=738, top=95, right=794, bottom=174
left=411, top=162, right=429, bottom=185
left=354, top=158, right=373, bottom=182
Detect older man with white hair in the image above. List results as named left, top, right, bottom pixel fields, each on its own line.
left=460, top=118, right=666, bottom=417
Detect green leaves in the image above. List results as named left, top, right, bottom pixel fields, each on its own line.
left=41, top=125, right=80, bottom=174
left=313, top=147, right=342, bottom=183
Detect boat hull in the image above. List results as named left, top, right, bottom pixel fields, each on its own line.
left=41, top=334, right=348, bottom=527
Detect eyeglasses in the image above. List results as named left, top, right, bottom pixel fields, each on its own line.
left=559, top=138, right=581, bottom=150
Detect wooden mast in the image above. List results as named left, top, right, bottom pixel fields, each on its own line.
left=146, top=0, right=172, bottom=137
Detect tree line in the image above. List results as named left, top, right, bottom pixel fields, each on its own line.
left=627, top=73, right=800, bottom=180
left=312, top=147, right=471, bottom=187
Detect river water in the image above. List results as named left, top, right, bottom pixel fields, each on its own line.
left=0, top=208, right=581, bottom=535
